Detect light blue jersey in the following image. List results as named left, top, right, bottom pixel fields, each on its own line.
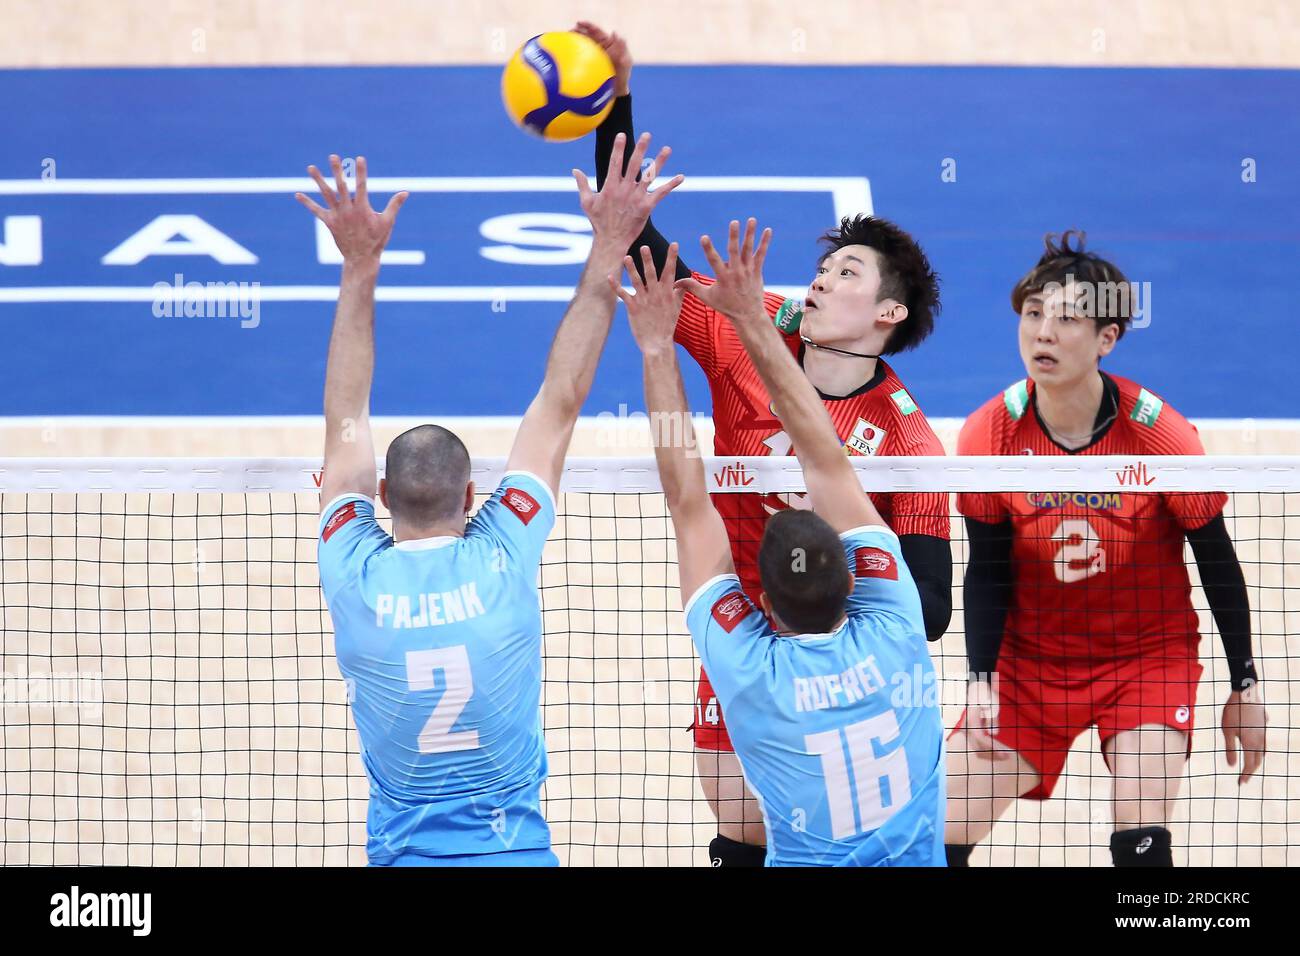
left=317, top=471, right=557, bottom=866
left=685, top=525, right=946, bottom=866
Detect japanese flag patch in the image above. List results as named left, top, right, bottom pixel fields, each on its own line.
left=845, top=418, right=887, bottom=456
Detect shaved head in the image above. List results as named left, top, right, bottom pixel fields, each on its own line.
left=384, top=424, right=471, bottom=526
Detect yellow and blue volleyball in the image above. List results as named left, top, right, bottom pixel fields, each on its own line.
left=501, top=32, right=617, bottom=142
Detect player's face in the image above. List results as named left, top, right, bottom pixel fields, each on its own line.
left=1018, top=284, right=1118, bottom=387
left=804, top=245, right=901, bottom=345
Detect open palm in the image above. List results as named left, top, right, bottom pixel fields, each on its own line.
left=295, top=154, right=408, bottom=262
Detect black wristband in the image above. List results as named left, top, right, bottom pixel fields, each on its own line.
left=1230, top=659, right=1259, bottom=693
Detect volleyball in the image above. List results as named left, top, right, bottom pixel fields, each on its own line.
left=501, top=31, right=617, bottom=141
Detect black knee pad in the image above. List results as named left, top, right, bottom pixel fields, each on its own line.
left=1110, top=826, right=1173, bottom=867
left=945, top=843, right=975, bottom=867
left=709, top=835, right=766, bottom=867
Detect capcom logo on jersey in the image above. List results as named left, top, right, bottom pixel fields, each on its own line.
left=1026, top=492, right=1123, bottom=511
left=711, top=592, right=755, bottom=633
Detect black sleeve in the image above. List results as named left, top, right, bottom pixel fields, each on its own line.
left=594, top=94, right=691, bottom=283
left=962, top=517, right=1013, bottom=679
left=1185, top=514, right=1257, bottom=690
left=899, top=534, right=953, bottom=641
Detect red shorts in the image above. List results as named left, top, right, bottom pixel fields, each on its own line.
left=951, top=651, right=1203, bottom=800
left=692, top=667, right=733, bottom=751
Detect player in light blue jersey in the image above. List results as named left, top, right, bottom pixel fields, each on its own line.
left=298, top=138, right=682, bottom=865
left=614, top=223, right=946, bottom=865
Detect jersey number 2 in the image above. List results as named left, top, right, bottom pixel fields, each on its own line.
left=805, top=711, right=912, bottom=839
left=1051, top=518, right=1107, bottom=583
left=405, top=646, right=479, bottom=754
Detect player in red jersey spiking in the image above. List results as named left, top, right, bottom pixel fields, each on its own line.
left=577, top=22, right=952, bottom=868
left=944, top=232, right=1269, bottom=867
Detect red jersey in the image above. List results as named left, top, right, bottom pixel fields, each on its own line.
left=676, top=273, right=949, bottom=601
left=956, top=374, right=1226, bottom=661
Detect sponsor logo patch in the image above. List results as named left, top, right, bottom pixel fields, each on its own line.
left=890, top=388, right=918, bottom=415
left=321, top=501, right=359, bottom=542
left=855, top=546, right=898, bottom=580
left=1174, top=705, right=1190, bottom=725
left=1026, top=492, right=1124, bottom=511
left=773, top=298, right=803, bottom=335
left=711, top=592, right=755, bottom=633
left=845, top=418, right=886, bottom=456
left=1130, top=387, right=1164, bottom=427
left=502, top=487, right=541, bottom=525
left=1003, top=379, right=1029, bottom=421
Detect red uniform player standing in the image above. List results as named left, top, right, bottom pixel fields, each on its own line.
left=944, top=232, right=1269, bottom=868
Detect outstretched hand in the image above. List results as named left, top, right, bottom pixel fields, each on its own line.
left=573, top=21, right=632, bottom=96
left=611, top=242, right=683, bottom=354
left=295, top=155, right=408, bottom=263
left=573, top=132, right=683, bottom=251
left=674, top=218, right=772, bottom=325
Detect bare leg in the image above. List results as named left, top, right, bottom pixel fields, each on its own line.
left=1105, top=724, right=1189, bottom=829
left=696, top=749, right=766, bottom=846
left=944, top=729, right=1043, bottom=847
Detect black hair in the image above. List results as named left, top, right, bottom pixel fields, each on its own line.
left=757, top=510, right=851, bottom=633
left=1011, top=230, right=1133, bottom=338
left=818, top=214, right=941, bottom=354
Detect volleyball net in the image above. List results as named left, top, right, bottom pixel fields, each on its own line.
left=0, top=455, right=1295, bottom=866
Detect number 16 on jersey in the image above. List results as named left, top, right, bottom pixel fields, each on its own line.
left=805, top=711, right=912, bottom=839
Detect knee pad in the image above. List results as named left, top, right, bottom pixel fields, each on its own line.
left=709, top=834, right=766, bottom=867
left=1110, top=826, right=1173, bottom=867
left=945, top=843, right=975, bottom=867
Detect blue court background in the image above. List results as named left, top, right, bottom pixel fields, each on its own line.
left=2, top=65, right=1297, bottom=417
